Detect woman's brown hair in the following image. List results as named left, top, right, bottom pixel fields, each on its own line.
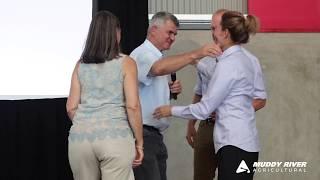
left=81, top=11, right=121, bottom=64
left=221, top=11, right=259, bottom=44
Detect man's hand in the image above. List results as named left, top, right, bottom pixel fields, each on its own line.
left=169, top=80, right=182, bottom=94
left=210, top=112, right=216, bottom=122
left=186, top=120, right=197, bottom=148
left=198, top=43, right=222, bottom=58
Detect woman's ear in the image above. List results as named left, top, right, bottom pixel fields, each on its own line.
left=223, top=29, right=230, bottom=40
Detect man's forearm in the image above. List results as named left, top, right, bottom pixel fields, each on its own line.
left=150, top=49, right=202, bottom=76
left=150, top=43, right=222, bottom=76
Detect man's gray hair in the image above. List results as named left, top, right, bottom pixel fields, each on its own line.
left=149, top=11, right=179, bottom=30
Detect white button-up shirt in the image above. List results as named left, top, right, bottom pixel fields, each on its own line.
left=130, top=40, right=170, bottom=132
left=194, top=56, right=217, bottom=96
left=172, top=45, right=266, bottom=152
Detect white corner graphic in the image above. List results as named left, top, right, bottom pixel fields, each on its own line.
left=236, top=160, right=251, bottom=173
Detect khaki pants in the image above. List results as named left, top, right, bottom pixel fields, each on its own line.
left=194, top=121, right=218, bottom=180
left=68, top=138, right=135, bottom=180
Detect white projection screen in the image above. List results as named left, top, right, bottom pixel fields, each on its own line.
left=0, top=0, right=92, bottom=100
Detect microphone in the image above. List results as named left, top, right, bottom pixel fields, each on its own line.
left=170, top=73, right=178, bottom=100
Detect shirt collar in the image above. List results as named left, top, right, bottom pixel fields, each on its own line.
left=216, top=45, right=241, bottom=62
left=144, top=39, right=163, bottom=58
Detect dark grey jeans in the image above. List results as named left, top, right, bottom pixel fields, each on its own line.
left=133, top=125, right=168, bottom=180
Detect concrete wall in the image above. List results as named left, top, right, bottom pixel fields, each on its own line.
left=163, top=31, right=320, bottom=180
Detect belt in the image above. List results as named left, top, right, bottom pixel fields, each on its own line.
left=143, top=125, right=160, bottom=133
left=204, top=116, right=215, bottom=124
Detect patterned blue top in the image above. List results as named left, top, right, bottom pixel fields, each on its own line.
left=69, top=55, right=133, bottom=142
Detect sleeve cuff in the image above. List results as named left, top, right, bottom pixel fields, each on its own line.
left=253, top=92, right=267, bottom=99
left=171, top=106, right=196, bottom=120
left=171, top=106, right=182, bottom=117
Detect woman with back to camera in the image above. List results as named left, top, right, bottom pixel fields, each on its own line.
left=66, top=10, right=143, bottom=180
left=154, top=10, right=266, bottom=180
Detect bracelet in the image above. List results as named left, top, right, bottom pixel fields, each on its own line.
left=135, top=145, right=144, bottom=150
